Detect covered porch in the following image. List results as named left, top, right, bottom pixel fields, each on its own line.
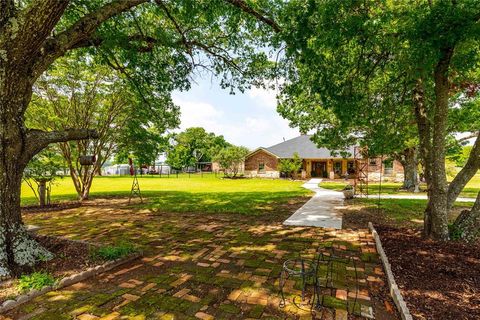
left=302, top=158, right=356, bottom=179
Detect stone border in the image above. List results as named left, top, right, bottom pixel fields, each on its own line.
left=368, top=222, right=413, bottom=320
left=0, top=252, right=142, bottom=314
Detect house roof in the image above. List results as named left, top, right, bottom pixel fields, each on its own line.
left=263, top=135, right=355, bottom=159
left=246, top=147, right=280, bottom=159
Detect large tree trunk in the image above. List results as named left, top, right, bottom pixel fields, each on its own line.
left=0, top=166, right=53, bottom=277
left=399, top=147, right=418, bottom=191
left=422, top=48, right=453, bottom=241
left=0, top=60, right=97, bottom=275
left=452, top=192, right=480, bottom=242
left=38, top=180, right=47, bottom=207
left=0, top=81, right=53, bottom=276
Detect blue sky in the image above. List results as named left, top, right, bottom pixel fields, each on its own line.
left=172, top=77, right=300, bottom=149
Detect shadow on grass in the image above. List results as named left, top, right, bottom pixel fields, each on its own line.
left=141, top=191, right=309, bottom=215
left=22, top=190, right=310, bottom=216
left=342, top=198, right=474, bottom=229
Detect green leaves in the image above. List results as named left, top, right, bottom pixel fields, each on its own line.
left=213, top=145, right=249, bottom=177
left=277, top=152, right=303, bottom=179
left=17, top=272, right=56, bottom=293
left=277, top=0, right=479, bottom=157
left=166, top=127, right=232, bottom=169
left=23, top=147, right=64, bottom=183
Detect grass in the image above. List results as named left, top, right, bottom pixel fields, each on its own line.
left=91, top=242, right=137, bottom=261
left=21, top=174, right=311, bottom=215
left=320, top=181, right=407, bottom=195
left=17, top=272, right=56, bottom=292
left=350, top=198, right=473, bottom=226
left=320, top=172, right=480, bottom=198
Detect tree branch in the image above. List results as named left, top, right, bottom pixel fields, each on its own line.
left=154, top=0, right=190, bottom=51
left=224, top=0, right=280, bottom=33
left=456, top=132, right=479, bottom=143
left=17, top=0, right=69, bottom=58
left=447, top=134, right=480, bottom=209
left=413, top=78, right=432, bottom=184
left=33, top=0, right=148, bottom=78
left=70, top=34, right=159, bottom=52
left=22, top=129, right=99, bottom=167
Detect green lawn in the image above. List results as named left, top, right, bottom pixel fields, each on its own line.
left=359, top=198, right=472, bottom=222
left=320, top=172, right=480, bottom=198
left=21, top=174, right=311, bottom=215
left=340, top=198, right=474, bottom=230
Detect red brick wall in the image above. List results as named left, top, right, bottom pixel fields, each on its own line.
left=365, top=158, right=404, bottom=174
left=245, top=150, right=278, bottom=171
left=393, top=160, right=404, bottom=173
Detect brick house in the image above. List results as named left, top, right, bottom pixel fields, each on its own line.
left=244, top=135, right=404, bottom=180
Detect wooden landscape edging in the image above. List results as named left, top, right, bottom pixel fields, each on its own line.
left=368, top=222, right=413, bottom=320
left=0, top=252, right=142, bottom=314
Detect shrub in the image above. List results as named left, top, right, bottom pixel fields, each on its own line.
left=213, top=146, right=249, bottom=177
left=278, top=153, right=303, bottom=179
left=91, top=243, right=136, bottom=261
left=18, top=272, right=56, bottom=292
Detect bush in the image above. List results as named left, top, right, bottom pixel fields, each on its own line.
left=91, top=243, right=136, bottom=261
left=278, top=153, right=303, bottom=179
left=213, top=146, right=249, bottom=177
left=18, top=272, right=56, bottom=292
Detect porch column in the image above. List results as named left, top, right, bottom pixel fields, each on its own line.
left=328, top=160, right=335, bottom=179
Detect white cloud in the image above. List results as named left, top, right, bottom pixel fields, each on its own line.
left=172, top=84, right=298, bottom=150
left=173, top=97, right=223, bottom=133
left=247, top=86, right=278, bottom=110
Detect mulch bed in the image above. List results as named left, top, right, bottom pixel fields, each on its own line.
left=376, top=226, right=480, bottom=320
left=0, top=235, right=102, bottom=303
left=21, top=201, right=81, bottom=213
left=33, top=234, right=101, bottom=277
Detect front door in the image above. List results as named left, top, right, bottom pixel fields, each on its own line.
left=314, top=161, right=327, bottom=178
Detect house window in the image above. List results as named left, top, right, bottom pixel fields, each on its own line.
left=347, top=161, right=355, bottom=174
left=334, top=161, right=342, bottom=175
left=369, top=158, right=377, bottom=166
left=258, top=163, right=265, bottom=172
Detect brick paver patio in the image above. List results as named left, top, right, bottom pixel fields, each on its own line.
left=2, top=199, right=396, bottom=320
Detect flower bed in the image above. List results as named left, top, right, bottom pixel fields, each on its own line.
left=0, top=234, right=141, bottom=313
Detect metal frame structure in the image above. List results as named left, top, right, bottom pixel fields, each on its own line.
left=128, top=158, right=143, bottom=204
left=353, top=146, right=369, bottom=198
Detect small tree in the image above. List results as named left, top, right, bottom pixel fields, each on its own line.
left=28, top=58, right=133, bottom=200
left=214, top=146, right=249, bottom=178
left=278, top=153, right=303, bottom=179
left=167, top=128, right=231, bottom=170
left=166, top=145, right=193, bottom=171
left=23, top=148, right=63, bottom=207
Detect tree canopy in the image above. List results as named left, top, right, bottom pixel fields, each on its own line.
left=213, top=145, right=249, bottom=177
left=0, top=0, right=281, bottom=276
left=167, top=127, right=231, bottom=169
left=276, top=0, right=480, bottom=240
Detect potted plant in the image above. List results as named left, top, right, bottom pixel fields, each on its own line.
left=342, top=185, right=355, bottom=199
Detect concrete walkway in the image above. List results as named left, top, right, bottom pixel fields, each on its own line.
left=283, top=179, right=344, bottom=229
